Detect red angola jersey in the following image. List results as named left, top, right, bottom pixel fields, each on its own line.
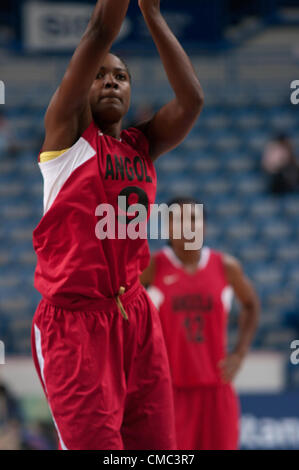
left=33, top=122, right=157, bottom=309
left=148, top=246, right=234, bottom=387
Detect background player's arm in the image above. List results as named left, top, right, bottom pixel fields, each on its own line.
left=219, top=254, right=260, bottom=383
left=140, top=257, right=156, bottom=288
left=42, top=0, right=130, bottom=152
left=137, top=0, right=204, bottom=160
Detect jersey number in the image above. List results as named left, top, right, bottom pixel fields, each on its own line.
left=184, top=316, right=204, bottom=343
left=118, top=186, right=149, bottom=225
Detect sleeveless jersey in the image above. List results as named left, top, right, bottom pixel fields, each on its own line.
left=148, top=246, right=233, bottom=387
left=33, top=121, right=157, bottom=309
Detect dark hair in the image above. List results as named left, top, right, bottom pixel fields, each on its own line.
left=167, top=196, right=207, bottom=218
left=274, top=133, right=289, bottom=143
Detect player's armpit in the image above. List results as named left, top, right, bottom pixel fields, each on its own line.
left=137, top=99, right=202, bottom=160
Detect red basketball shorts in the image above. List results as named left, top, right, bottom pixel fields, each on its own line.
left=173, top=384, right=240, bottom=450
left=31, top=282, right=176, bottom=450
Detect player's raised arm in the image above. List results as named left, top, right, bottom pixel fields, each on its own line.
left=219, top=254, right=260, bottom=383
left=136, top=0, right=204, bottom=160
left=43, top=0, right=130, bottom=151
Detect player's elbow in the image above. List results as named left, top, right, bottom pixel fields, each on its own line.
left=194, top=87, right=205, bottom=112
left=187, top=86, right=204, bottom=116
left=245, top=298, right=260, bottom=328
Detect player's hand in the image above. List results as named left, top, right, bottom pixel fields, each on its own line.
left=138, top=0, right=160, bottom=14
left=218, top=353, right=243, bottom=383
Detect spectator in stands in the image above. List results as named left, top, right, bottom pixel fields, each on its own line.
left=262, top=133, right=299, bottom=194
left=0, top=382, right=23, bottom=449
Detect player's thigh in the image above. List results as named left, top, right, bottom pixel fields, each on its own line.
left=32, top=302, right=125, bottom=450
left=122, top=374, right=176, bottom=450
left=173, top=388, right=203, bottom=450
left=203, top=384, right=240, bottom=450
left=221, top=384, right=240, bottom=450
left=121, top=295, right=176, bottom=450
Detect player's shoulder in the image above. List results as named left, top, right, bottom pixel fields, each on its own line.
left=38, top=120, right=96, bottom=164
left=155, top=245, right=179, bottom=264
left=219, top=251, right=244, bottom=280
left=203, top=246, right=222, bottom=264
left=151, top=246, right=181, bottom=277
left=206, top=248, right=241, bottom=274
left=153, top=246, right=169, bottom=264
left=122, top=126, right=150, bottom=156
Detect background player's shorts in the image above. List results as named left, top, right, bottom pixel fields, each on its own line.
left=31, top=282, right=176, bottom=450
left=174, top=384, right=239, bottom=450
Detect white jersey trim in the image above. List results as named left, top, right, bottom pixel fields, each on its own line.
left=221, top=285, right=234, bottom=313
left=163, top=245, right=211, bottom=271
left=39, top=137, right=96, bottom=214
left=34, top=324, right=68, bottom=450
left=147, top=285, right=165, bottom=311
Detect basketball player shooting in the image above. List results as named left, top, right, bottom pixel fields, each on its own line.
left=31, top=1, right=204, bottom=450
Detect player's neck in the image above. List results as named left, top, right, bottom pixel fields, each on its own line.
left=171, top=246, right=202, bottom=273
left=94, top=119, right=122, bottom=140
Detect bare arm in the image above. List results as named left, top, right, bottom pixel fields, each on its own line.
left=219, top=254, right=260, bottom=383
left=137, top=0, right=204, bottom=160
left=43, top=0, right=130, bottom=152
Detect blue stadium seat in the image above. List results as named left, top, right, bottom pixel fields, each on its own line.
left=250, top=197, right=280, bottom=218
left=192, top=156, right=222, bottom=174
left=238, top=242, right=270, bottom=264
left=261, top=219, right=293, bottom=241
left=233, top=173, right=267, bottom=195
left=225, top=219, right=258, bottom=242
left=201, top=175, right=232, bottom=196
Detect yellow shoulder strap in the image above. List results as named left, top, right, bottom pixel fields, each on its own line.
left=39, top=148, right=69, bottom=163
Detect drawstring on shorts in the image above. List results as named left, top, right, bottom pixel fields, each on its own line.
left=115, top=286, right=128, bottom=321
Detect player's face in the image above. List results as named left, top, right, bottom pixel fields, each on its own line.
left=169, top=204, right=205, bottom=251
left=89, top=54, right=131, bottom=124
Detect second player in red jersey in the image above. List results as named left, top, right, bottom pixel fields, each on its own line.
left=141, top=198, right=260, bottom=450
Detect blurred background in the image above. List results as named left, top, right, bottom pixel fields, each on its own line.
left=0, top=0, right=299, bottom=450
